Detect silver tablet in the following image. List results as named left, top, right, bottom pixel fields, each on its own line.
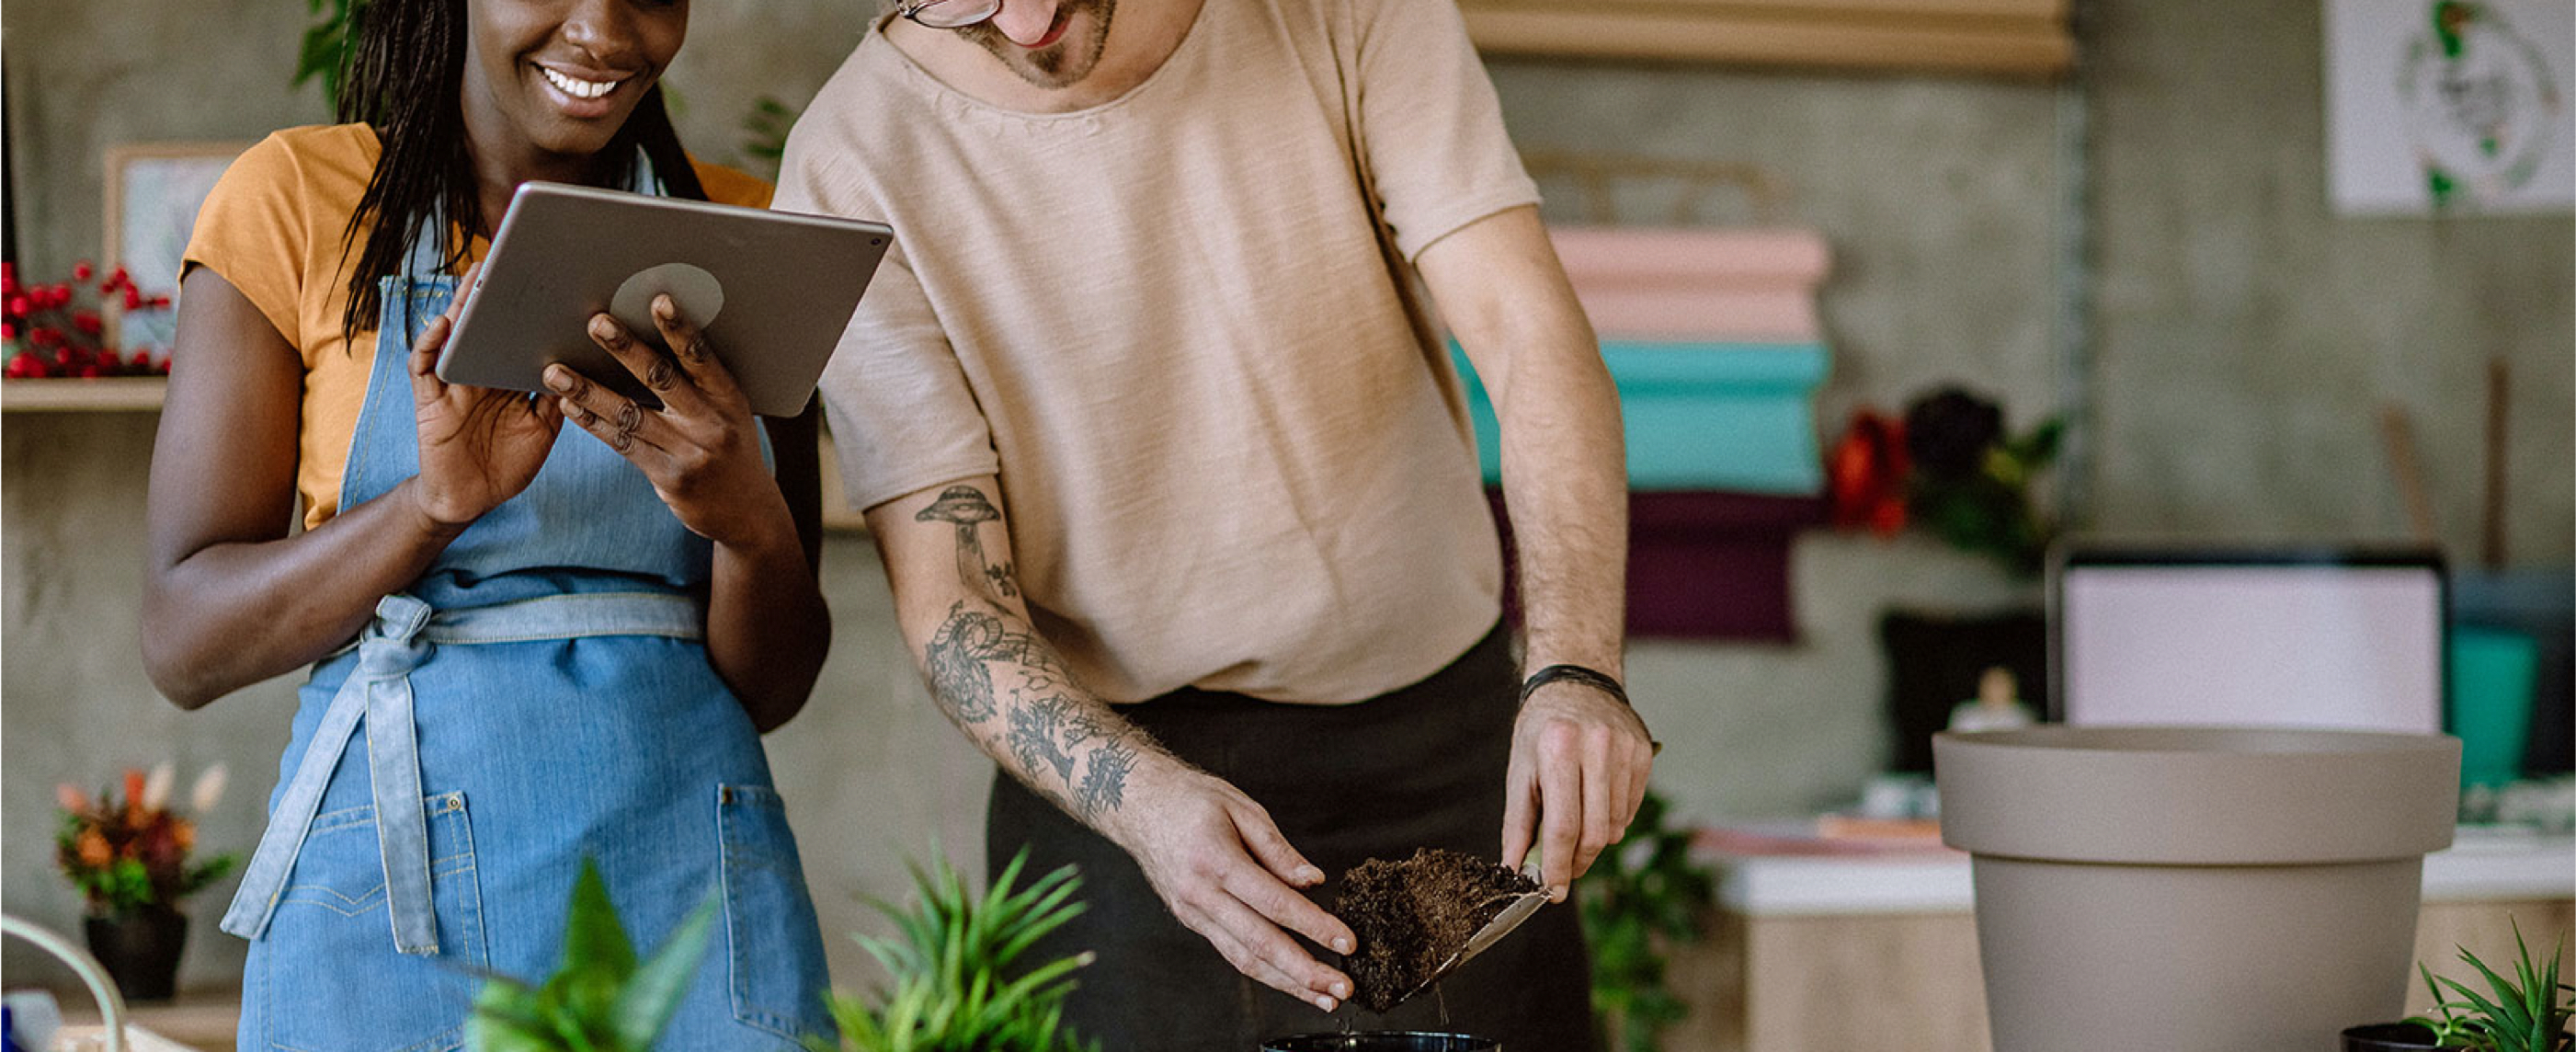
left=437, top=181, right=893, bottom=417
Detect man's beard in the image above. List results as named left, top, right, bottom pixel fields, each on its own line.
left=958, top=0, right=1118, bottom=88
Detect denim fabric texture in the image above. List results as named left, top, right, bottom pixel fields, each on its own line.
left=229, top=180, right=832, bottom=1050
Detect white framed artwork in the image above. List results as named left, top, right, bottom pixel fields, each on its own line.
left=103, top=143, right=246, bottom=352
left=2325, top=0, right=2573, bottom=215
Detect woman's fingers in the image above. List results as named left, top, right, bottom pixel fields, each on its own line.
left=407, top=316, right=453, bottom=406
left=644, top=293, right=747, bottom=406
left=408, top=263, right=481, bottom=405
left=583, top=313, right=705, bottom=417
left=545, top=363, right=667, bottom=458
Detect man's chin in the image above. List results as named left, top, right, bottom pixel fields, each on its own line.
left=962, top=2, right=1113, bottom=89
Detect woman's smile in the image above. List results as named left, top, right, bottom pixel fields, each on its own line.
left=533, top=62, right=631, bottom=118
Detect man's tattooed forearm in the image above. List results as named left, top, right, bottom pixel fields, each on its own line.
left=1008, top=699, right=1078, bottom=782
left=923, top=597, right=1141, bottom=820
left=1077, top=738, right=1137, bottom=817
left=925, top=601, right=1004, bottom=723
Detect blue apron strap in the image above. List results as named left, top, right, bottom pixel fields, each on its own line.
left=365, top=596, right=439, bottom=953
left=221, top=590, right=704, bottom=951
left=220, top=594, right=438, bottom=945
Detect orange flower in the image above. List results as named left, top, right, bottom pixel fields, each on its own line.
left=55, top=783, right=87, bottom=814
left=75, top=828, right=111, bottom=868
left=172, top=819, right=196, bottom=854
left=122, top=768, right=148, bottom=825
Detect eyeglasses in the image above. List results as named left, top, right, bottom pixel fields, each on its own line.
left=898, top=0, right=1002, bottom=29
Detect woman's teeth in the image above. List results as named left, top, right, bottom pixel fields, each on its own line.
left=541, top=67, right=621, bottom=100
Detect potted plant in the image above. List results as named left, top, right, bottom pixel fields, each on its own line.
left=464, top=858, right=719, bottom=1052
left=53, top=763, right=237, bottom=1001
left=1580, top=790, right=1715, bottom=1052
left=807, top=849, right=1098, bottom=1052
left=2342, top=922, right=2572, bottom=1052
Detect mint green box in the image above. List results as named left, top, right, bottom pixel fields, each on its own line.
left=2448, top=625, right=2539, bottom=788
left=1453, top=340, right=1830, bottom=495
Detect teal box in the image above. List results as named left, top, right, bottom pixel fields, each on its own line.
left=2448, top=625, right=2539, bottom=788
left=1453, top=340, right=1830, bottom=494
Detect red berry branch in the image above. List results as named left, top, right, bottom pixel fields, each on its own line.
left=2, top=259, right=173, bottom=380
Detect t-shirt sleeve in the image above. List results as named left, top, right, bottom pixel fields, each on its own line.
left=1345, top=0, right=1540, bottom=261
left=691, top=158, right=776, bottom=210
left=777, top=133, right=1000, bottom=514
left=181, top=132, right=313, bottom=349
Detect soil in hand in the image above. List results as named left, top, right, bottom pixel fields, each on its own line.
left=1333, top=848, right=1542, bottom=1012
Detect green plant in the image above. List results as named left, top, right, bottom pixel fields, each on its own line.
left=54, top=764, right=237, bottom=919
left=293, top=0, right=370, bottom=109
left=810, top=849, right=1098, bottom=1052
left=467, top=858, right=720, bottom=1052
left=2406, top=920, right=2574, bottom=1052
left=740, top=96, right=800, bottom=182
left=1579, top=789, right=1715, bottom=1052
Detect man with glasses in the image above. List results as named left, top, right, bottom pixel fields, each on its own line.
left=780, top=0, right=1649, bottom=1046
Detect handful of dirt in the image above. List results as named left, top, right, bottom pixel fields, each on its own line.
left=1333, top=848, right=1544, bottom=1012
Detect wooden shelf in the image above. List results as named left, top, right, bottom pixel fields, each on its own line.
left=2, top=377, right=170, bottom=412
left=1461, top=0, right=2074, bottom=77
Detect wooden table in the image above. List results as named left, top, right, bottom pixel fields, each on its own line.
left=51, top=989, right=235, bottom=1052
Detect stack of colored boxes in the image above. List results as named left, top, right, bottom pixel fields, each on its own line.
left=1458, top=226, right=1833, bottom=641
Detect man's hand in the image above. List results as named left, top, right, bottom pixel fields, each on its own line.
left=1500, top=681, right=1655, bottom=900
left=1107, top=759, right=1359, bottom=1012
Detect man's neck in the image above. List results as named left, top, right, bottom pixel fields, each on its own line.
left=883, top=0, right=1204, bottom=114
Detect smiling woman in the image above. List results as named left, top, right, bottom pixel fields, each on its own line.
left=142, top=0, right=837, bottom=1047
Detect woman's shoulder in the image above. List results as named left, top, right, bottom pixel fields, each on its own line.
left=216, top=123, right=382, bottom=208
left=689, top=157, right=775, bottom=210
left=240, top=123, right=382, bottom=177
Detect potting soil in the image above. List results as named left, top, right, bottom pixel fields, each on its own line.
left=1333, top=848, right=1542, bottom=1012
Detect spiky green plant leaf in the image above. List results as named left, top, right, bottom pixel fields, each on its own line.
left=610, top=891, right=720, bottom=1050
left=816, top=849, right=1098, bottom=1052
left=467, top=858, right=720, bottom=1052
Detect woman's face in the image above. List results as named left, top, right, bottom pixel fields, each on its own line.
left=462, top=0, right=688, bottom=166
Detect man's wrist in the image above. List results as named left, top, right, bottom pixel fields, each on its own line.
left=1520, top=663, right=1628, bottom=707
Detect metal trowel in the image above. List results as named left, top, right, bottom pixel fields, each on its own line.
left=1394, top=863, right=1551, bottom=1006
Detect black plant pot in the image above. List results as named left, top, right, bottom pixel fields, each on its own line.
left=1261, top=1033, right=1498, bottom=1051
left=2341, top=1023, right=2464, bottom=1051
left=83, top=908, right=188, bottom=1002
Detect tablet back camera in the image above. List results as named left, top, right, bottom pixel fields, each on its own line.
left=610, top=262, right=725, bottom=350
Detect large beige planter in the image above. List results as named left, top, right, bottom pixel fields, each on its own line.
left=1935, top=726, right=2460, bottom=1052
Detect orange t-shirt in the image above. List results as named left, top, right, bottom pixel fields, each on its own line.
left=181, top=123, right=773, bottom=528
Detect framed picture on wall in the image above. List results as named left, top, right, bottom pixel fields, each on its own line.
left=103, top=142, right=246, bottom=352
left=2326, top=0, right=2574, bottom=214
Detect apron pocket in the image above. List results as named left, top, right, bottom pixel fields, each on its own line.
left=716, top=783, right=832, bottom=1040
left=261, top=791, right=488, bottom=1052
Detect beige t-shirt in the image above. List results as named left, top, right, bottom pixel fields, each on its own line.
left=779, top=0, right=1540, bottom=703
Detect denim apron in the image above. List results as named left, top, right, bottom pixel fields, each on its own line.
left=222, top=159, right=833, bottom=1051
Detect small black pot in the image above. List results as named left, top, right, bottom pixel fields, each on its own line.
left=83, top=908, right=188, bottom=1002
left=1261, top=1033, right=1498, bottom=1051
left=2341, top=1022, right=2464, bottom=1051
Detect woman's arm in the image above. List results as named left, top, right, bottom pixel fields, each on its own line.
left=541, top=296, right=829, bottom=733
left=142, top=268, right=558, bottom=707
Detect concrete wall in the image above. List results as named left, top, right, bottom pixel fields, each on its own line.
left=6, top=0, right=2569, bottom=1001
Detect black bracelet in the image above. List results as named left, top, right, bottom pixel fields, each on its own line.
left=1520, top=663, right=1630, bottom=707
